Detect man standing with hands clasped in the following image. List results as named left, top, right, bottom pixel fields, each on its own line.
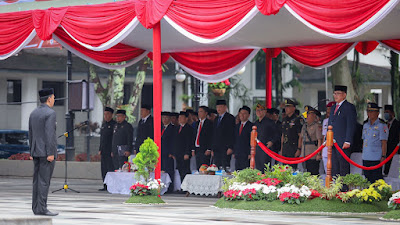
left=29, top=88, right=58, bottom=216
left=328, top=85, right=356, bottom=189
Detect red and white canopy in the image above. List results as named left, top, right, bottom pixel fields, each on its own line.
left=1, top=0, right=400, bottom=81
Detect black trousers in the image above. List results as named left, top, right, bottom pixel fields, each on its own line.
left=214, top=148, right=231, bottom=170
left=255, top=146, right=271, bottom=171
left=281, top=144, right=298, bottom=170
left=112, top=152, right=127, bottom=170
left=32, top=157, right=55, bottom=214
left=196, top=148, right=211, bottom=169
left=363, top=160, right=383, bottom=183
left=101, top=154, right=114, bottom=181
left=177, top=158, right=191, bottom=183
left=331, top=145, right=350, bottom=177
left=305, top=159, right=320, bottom=175
left=235, top=155, right=250, bottom=171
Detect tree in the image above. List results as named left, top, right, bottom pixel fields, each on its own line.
left=390, top=51, right=400, bottom=119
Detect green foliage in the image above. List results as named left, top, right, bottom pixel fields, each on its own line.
left=342, top=174, right=370, bottom=190
left=125, top=195, right=165, bottom=204
left=264, top=164, right=293, bottom=184
left=319, top=176, right=343, bottom=200
left=133, top=138, right=159, bottom=182
left=289, top=172, right=311, bottom=187
left=209, top=82, right=229, bottom=89
left=306, top=175, right=324, bottom=192
left=384, top=210, right=400, bottom=220
left=118, top=104, right=136, bottom=124
left=235, top=168, right=263, bottom=183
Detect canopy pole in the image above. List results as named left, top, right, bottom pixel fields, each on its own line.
left=265, top=51, right=272, bottom=109
left=153, top=22, right=162, bottom=181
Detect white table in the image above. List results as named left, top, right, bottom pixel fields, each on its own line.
left=180, top=174, right=225, bottom=196
left=104, top=172, right=171, bottom=195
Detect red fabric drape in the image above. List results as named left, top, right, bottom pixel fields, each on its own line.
left=60, top=1, right=136, bottom=47
left=381, top=39, right=400, bottom=52
left=283, top=43, right=354, bottom=68
left=355, top=41, right=379, bottom=55
left=134, top=0, right=173, bottom=29
left=32, top=7, right=68, bottom=40
left=286, top=0, right=391, bottom=34
left=147, top=52, right=170, bottom=64
left=0, top=11, right=33, bottom=55
left=170, top=49, right=254, bottom=75
left=54, top=28, right=146, bottom=63
left=166, top=0, right=254, bottom=39
left=255, top=0, right=286, bottom=15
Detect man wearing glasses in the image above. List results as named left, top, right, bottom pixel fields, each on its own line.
left=328, top=85, right=357, bottom=190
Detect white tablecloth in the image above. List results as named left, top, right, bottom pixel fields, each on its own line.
left=104, top=172, right=171, bottom=195
left=180, top=174, right=224, bottom=196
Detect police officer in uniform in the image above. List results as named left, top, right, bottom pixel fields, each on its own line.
left=299, top=107, right=323, bottom=175
left=98, top=107, right=116, bottom=191
left=362, top=103, right=388, bottom=183
left=281, top=99, right=302, bottom=170
left=112, top=110, right=133, bottom=169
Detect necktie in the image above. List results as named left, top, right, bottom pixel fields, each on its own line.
left=388, top=122, right=391, bottom=129
left=239, top=123, right=244, bottom=135
left=217, top=116, right=222, bottom=126
left=334, top=104, right=340, bottom=115
left=162, top=127, right=165, bottom=136
left=179, top=126, right=183, bottom=133
left=196, top=122, right=202, bottom=146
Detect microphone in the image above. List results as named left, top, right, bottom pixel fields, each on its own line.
left=80, top=121, right=89, bottom=126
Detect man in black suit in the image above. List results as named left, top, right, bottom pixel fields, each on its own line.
left=233, top=106, right=254, bottom=170
left=271, top=108, right=282, bottom=153
left=112, top=110, right=134, bottom=169
left=134, top=104, right=154, bottom=154
left=212, top=100, right=235, bottom=171
left=172, top=111, right=195, bottom=182
left=29, top=88, right=58, bottom=216
left=98, top=107, right=116, bottom=191
left=328, top=85, right=357, bottom=181
left=161, top=112, right=175, bottom=191
left=384, top=105, right=400, bottom=175
left=193, top=106, right=213, bottom=168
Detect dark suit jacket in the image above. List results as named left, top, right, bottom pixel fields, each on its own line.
left=388, top=119, right=400, bottom=153
left=233, top=121, right=254, bottom=157
left=328, top=100, right=357, bottom=146
left=174, top=124, right=195, bottom=159
left=212, top=112, right=235, bottom=152
left=162, top=124, right=175, bottom=168
left=112, top=120, right=133, bottom=153
left=28, top=104, right=57, bottom=157
left=135, top=115, right=154, bottom=151
left=99, top=120, right=116, bottom=156
left=194, top=119, right=213, bottom=153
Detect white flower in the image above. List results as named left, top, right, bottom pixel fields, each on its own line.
left=146, top=178, right=165, bottom=190
left=388, top=191, right=400, bottom=206
left=262, top=185, right=277, bottom=195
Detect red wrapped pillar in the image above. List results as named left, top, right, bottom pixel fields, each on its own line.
left=153, top=22, right=162, bottom=180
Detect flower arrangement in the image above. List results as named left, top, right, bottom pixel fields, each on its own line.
left=8, top=153, right=31, bottom=160
left=207, top=164, right=218, bottom=174
left=199, top=164, right=208, bottom=174
left=388, top=191, right=400, bottom=210
left=130, top=178, right=165, bottom=196
left=223, top=182, right=279, bottom=201
left=122, top=161, right=131, bottom=172
left=133, top=138, right=159, bottom=182
left=277, top=184, right=311, bottom=204
left=255, top=178, right=282, bottom=187
left=208, top=79, right=231, bottom=89
left=370, top=179, right=392, bottom=200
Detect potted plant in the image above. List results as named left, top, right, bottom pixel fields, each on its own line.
left=209, top=79, right=231, bottom=96
left=132, top=138, right=159, bottom=182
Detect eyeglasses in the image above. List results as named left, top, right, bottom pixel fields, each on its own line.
left=333, top=92, right=345, bottom=96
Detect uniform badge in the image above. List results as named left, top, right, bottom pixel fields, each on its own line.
left=108, top=126, right=110, bottom=128
left=289, top=122, right=295, bottom=126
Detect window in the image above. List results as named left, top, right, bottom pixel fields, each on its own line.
left=255, top=61, right=266, bottom=89
left=42, top=81, right=65, bottom=106
left=7, top=80, right=21, bottom=103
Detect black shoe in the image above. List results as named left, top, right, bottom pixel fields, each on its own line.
left=35, top=211, right=58, bottom=216
left=98, top=187, right=106, bottom=191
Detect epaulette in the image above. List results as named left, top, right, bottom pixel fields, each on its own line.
left=379, top=118, right=387, bottom=124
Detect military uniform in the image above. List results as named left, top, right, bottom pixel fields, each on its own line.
left=99, top=118, right=116, bottom=181
left=300, top=121, right=322, bottom=175
left=362, top=106, right=388, bottom=183
left=112, top=119, right=133, bottom=169
left=281, top=99, right=302, bottom=169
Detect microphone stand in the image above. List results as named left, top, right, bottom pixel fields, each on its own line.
left=52, top=121, right=88, bottom=193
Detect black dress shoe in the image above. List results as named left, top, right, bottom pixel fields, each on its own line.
left=43, top=211, right=59, bottom=216
left=98, top=187, right=106, bottom=191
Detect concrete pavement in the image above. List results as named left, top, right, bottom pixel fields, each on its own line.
left=0, top=176, right=393, bottom=225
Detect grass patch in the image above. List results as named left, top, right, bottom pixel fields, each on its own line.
left=125, top=195, right=165, bottom=204
left=383, top=210, right=400, bottom=220
left=215, top=198, right=390, bottom=213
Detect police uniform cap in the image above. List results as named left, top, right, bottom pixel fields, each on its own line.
left=216, top=99, right=227, bottom=106
left=285, top=98, right=297, bottom=107
left=256, top=103, right=266, bottom=110
left=240, top=106, right=251, bottom=114
left=161, top=111, right=171, bottom=116
left=334, top=85, right=347, bottom=93
left=367, top=103, right=381, bottom=111
left=179, top=111, right=188, bottom=117
left=141, top=104, right=151, bottom=110
left=384, top=105, right=394, bottom=112
left=104, top=107, right=114, bottom=114
left=38, top=88, right=54, bottom=97
left=306, top=106, right=316, bottom=113
left=116, top=109, right=126, bottom=115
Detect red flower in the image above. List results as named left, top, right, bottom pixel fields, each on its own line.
left=394, top=198, right=400, bottom=204
left=309, top=189, right=321, bottom=199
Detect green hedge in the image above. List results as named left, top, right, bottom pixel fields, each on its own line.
left=125, top=195, right=165, bottom=204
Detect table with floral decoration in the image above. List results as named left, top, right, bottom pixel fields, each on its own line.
left=104, top=172, right=172, bottom=195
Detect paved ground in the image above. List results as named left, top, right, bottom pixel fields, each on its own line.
left=0, top=176, right=395, bottom=225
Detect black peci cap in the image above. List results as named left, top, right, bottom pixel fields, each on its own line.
left=240, top=106, right=251, bottom=114
left=216, top=99, right=227, bottom=105
left=384, top=105, right=394, bottom=112
left=334, top=85, right=347, bottom=93
left=38, top=88, right=54, bottom=98
left=141, top=104, right=151, bottom=110
left=116, top=109, right=126, bottom=115
left=104, top=107, right=114, bottom=114
left=161, top=111, right=171, bottom=116
left=179, top=111, right=188, bottom=117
